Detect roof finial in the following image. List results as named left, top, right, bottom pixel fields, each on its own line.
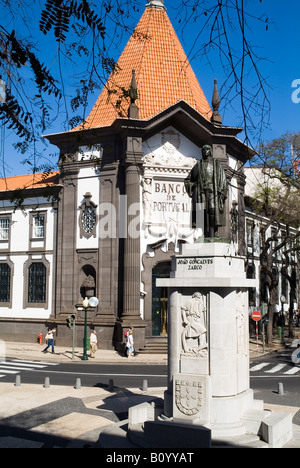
left=128, top=69, right=139, bottom=119
left=211, top=78, right=222, bottom=126
left=145, top=0, right=166, bottom=10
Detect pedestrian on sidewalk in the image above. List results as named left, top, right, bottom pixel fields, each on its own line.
left=43, top=328, right=56, bottom=354
left=126, top=327, right=135, bottom=358
left=90, top=330, right=98, bottom=358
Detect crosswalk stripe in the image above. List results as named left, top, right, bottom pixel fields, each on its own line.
left=10, top=359, right=58, bottom=366
left=0, top=368, right=19, bottom=374
left=0, top=360, right=58, bottom=378
left=284, top=367, right=300, bottom=375
left=3, top=362, right=47, bottom=369
left=0, top=364, right=35, bottom=371
left=265, top=364, right=286, bottom=373
left=250, top=361, right=300, bottom=375
left=250, top=362, right=269, bottom=371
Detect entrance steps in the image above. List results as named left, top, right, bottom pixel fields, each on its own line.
left=138, top=337, right=168, bottom=354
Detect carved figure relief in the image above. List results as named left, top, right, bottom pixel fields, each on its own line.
left=181, top=292, right=208, bottom=357
left=142, top=177, right=153, bottom=223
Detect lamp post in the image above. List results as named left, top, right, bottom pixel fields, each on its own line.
left=280, top=295, right=286, bottom=346
left=82, top=297, right=89, bottom=361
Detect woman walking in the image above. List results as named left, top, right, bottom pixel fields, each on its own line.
left=43, top=328, right=56, bottom=354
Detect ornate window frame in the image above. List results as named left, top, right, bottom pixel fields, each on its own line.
left=0, top=257, right=14, bottom=308
left=79, top=192, right=98, bottom=239
left=23, top=255, right=50, bottom=309
left=29, top=210, right=47, bottom=251
left=0, top=214, right=12, bottom=250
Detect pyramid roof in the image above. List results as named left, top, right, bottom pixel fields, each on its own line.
left=75, top=1, right=212, bottom=130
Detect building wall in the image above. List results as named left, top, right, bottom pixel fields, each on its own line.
left=0, top=126, right=255, bottom=348
left=0, top=195, right=57, bottom=341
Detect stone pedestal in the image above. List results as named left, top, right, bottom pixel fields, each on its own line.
left=155, top=242, right=292, bottom=443
left=126, top=241, right=293, bottom=447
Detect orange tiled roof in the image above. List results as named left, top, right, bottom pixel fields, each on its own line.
left=74, top=3, right=212, bottom=130
left=0, top=172, right=60, bottom=192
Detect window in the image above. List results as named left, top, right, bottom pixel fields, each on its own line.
left=0, top=218, right=10, bottom=240
left=79, top=193, right=98, bottom=239
left=33, top=215, right=45, bottom=239
left=0, top=263, right=10, bottom=302
left=246, top=221, right=253, bottom=247
left=28, top=262, right=46, bottom=303
left=82, top=206, right=96, bottom=235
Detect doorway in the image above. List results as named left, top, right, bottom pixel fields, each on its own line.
left=152, top=262, right=171, bottom=336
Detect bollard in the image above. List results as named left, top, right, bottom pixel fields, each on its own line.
left=142, top=379, right=148, bottom=392
left=44, top=377, right=50, bottom=388
left=278, top=382, right=284, bottom=395
left=75, top=378, right=81, bottom=390
left=108, top=379, right=114, bottom=391
left=15, top=375, right=21, bottom=387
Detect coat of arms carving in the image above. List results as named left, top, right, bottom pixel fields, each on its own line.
left=175, top=379, right=204, bottom=416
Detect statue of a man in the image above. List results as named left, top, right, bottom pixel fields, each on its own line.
left=184, top=145, right=228, bottom=238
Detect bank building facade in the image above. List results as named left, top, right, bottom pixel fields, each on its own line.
left=0, top=1, right=254, bottom=351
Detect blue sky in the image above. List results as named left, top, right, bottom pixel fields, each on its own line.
left=1, top=0, right=299, bottom=176
left=181, top=0, right=300, bottom=143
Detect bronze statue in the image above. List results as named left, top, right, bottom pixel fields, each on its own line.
left=184, top=145, right=228, bottom=238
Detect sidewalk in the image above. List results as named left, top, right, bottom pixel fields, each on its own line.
left=2, top=335, right=288, bottom=363
left=0, top=339, right=299, bottom=448
left=3, top=340, right=168, bottom=364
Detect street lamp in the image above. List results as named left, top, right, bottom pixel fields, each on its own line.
left=280, top=295, right=286, bottom=346
left=82, top=296, right=99, bottom=361
left=82, top=297, right=89, bottom=361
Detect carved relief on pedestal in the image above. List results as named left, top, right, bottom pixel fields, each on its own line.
left=181, top=292, right=208, bottom=357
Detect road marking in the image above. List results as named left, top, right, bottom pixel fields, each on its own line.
left=284, top=366, right=300, bottom=375
left=2, top=362, right=47, bottom=369
left=265, top=364, right=286, bottom=373
left=10, top=360, right=59, bottom=366
left=250, top=362, right=269, bottom=371
left=0, top=368, right=19, bottom=374
left=0, top=360, right=60, bottom=378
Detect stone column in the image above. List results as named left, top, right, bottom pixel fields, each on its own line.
left=120, top=136, right=145, bottom=349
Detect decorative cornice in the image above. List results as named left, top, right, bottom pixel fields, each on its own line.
left=145, top=0, right=166, bottom=10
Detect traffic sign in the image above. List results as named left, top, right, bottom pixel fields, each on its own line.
left=252, top=310, right=261, bottom=322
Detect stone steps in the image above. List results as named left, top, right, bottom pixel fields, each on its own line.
left=138, top=337, right=168, bottom=354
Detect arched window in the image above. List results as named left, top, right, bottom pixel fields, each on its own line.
left=0, top=263, right=10, bottom=303
left=28, top=262, right=46, bottom=303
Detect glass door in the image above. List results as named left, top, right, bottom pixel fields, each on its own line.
left=152, top=262, right=171, bottom=336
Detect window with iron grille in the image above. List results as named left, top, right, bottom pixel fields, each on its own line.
left=28, top=262, right=46, bottom=303
left=0, top=263, right=10, bottom=302
left=0, top=218, right=10, bottom=241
